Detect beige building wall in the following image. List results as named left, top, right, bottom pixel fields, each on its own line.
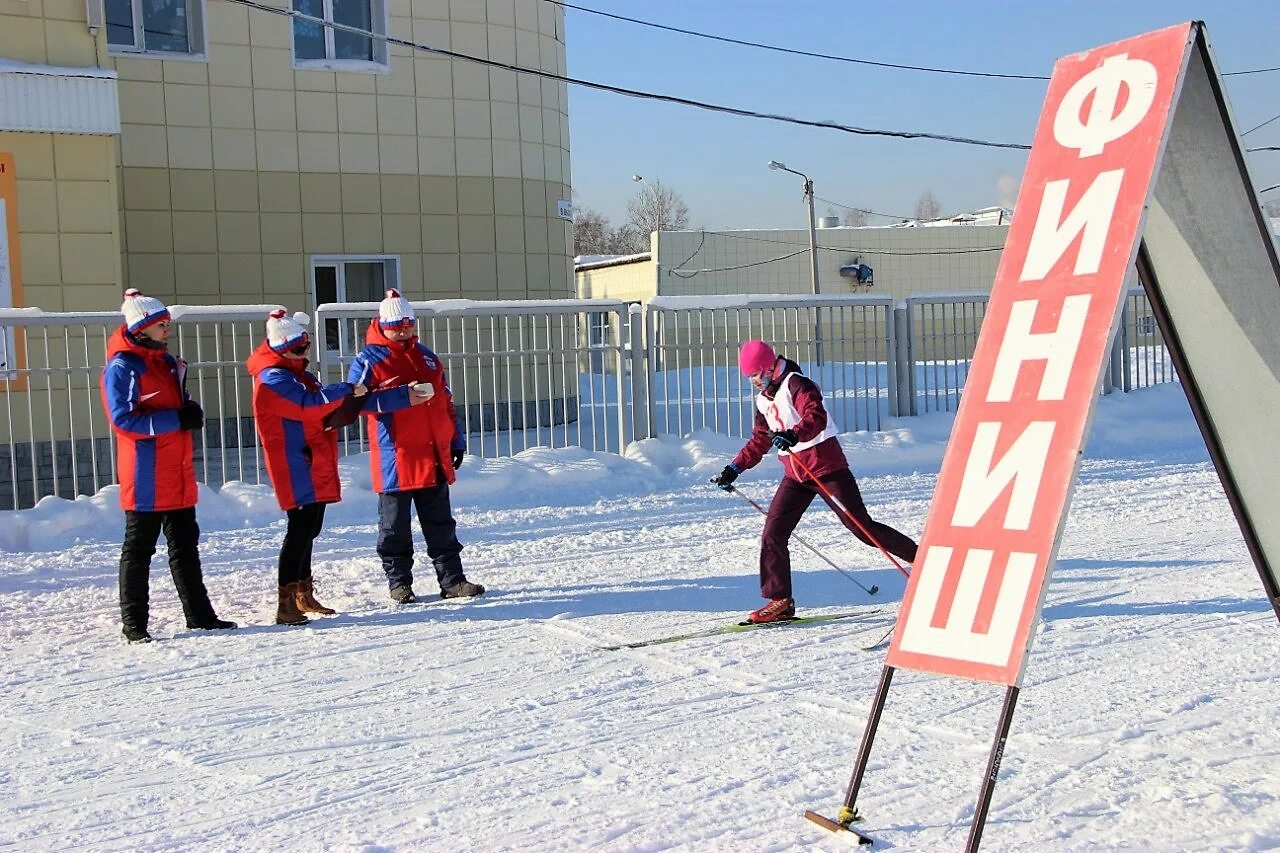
left=654, top=225, right=1007, bottom=302
left=1, top=0, right=122, bottom=312
left=575, top=225, right=1008, bottom=305
left=576, top=255, right=654, bottom=304
left=109, top=0, right=572, bottom=312
left=0, top=132, right=122, bottom=311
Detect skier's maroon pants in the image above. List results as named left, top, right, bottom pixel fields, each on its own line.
left=760, top=469, right=917, bottom=600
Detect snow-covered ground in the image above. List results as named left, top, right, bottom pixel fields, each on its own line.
left=2, top=384, right=1278, bottom=850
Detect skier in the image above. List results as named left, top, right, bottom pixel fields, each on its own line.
left=711, top=340, right=918, bottom=623
left=102, top=289, right=237, bottom=643
left=347, top=289, right=486, bottom=604
left=247, top=308, right=388, bottom=625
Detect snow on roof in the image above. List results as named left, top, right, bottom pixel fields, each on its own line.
left=574, top=253, right=652, bottom=271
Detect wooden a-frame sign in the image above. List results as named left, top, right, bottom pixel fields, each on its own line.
left=806, top=21, right=1280, bottom=850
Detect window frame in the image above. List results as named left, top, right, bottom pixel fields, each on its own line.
left=291, top=0, right=390, bottom=74
left=310, top=254, right=402, bottom=356
left=106, top=0, right=209, bottom=61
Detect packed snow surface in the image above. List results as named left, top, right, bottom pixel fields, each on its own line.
left=2, top=385, right=1277, bottom=850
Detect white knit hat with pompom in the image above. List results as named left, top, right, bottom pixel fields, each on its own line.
left=378, top=288, right=414, bottom=328
left=266, top=308, right=311, bottom=352
left=121, top=288, right=170, bottom=333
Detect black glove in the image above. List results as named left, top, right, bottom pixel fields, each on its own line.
left=178, top=401, right=204, bottom=431
left=770, top=429, right=798, bottom=451
left=710, top=465, right=738, bottom=490
left=452, top=449, right=465, bottom=470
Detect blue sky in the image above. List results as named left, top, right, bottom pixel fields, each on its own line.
left=563, top=1, right=1280, bottom=230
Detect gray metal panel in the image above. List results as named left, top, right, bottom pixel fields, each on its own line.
left=1143, top=29, right=1280, bottom=612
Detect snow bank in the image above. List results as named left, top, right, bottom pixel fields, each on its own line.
left=0, top=384, right=1200, bottom=554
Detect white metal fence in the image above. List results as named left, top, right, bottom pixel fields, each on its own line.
left=644, top=295, right=896, bottom=438
left=312, top=299, right=632, bottom=458
left=1, top=291, right=1174, bottom=509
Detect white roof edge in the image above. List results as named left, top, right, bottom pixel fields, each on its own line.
left=0, top=59, right=118, bottom=79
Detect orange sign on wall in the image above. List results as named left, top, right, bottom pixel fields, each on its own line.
left=885, top=23, right=1196, bottom=686
left=0, top=152, right=24, bottom=385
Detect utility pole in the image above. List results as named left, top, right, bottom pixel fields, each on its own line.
left=769, top=160, right=824, bottom=365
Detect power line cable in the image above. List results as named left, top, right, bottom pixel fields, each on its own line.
left=695, top=228, right=1006, bottom=256
left=1226, top=65, right=1280, bottom=77
left=668, top=248, right=809, bottom=277
left=1248, top=146, right=1280, bottom=152
left=222, top=0, right=1030, bottom=151
left=546, top=0, right=1280, bottom=79
left=544, top=0, right=1048, bottom=80
left=1242, top=111, right=1280, bottom=136
left=813, top=195, right=915, bottom=222
left=1260, top=183, right=1280, bottom=194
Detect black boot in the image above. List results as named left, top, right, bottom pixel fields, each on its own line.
left=122, top=625, right=153, bottom=644
left=441, top=579, right=485, bottom=599
left=189, top=616, right=238, bottom=631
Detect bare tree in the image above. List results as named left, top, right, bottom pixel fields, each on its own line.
left=626, top=178, right=690, bottom=238
left=572, top=207, right=613, bottom=257
left=606, top=223, right=648, bottom=255
left=842, top=207, right=868, bottom=227
left=914, top=190, right=942, bottom=221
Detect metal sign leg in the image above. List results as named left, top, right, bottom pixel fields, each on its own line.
left=965, top=684, right=1021, bottom=852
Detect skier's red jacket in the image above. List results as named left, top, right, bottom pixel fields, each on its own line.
left=346, top=323, right=465, bottom=494
left=246, top=341, right=358, bottom=511
left=101, top=326, right=197, bottom=513
left=731, top=358, right=848, bottom=482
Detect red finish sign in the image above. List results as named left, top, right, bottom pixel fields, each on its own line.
left=886, top=23, right=1196, bottom=685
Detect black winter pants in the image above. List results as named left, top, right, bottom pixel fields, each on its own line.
left=278, top=502, right=327, bottom=586
left=376, top=484, right=464, bottom=591
left=759, top=469, right=918, bottom=600
left=119, top=507, right=217, bottom=631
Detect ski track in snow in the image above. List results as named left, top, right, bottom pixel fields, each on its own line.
left=2, top=386, right=1279, bottom=851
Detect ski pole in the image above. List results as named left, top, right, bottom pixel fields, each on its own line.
left=783, top=452, right=912, bottom=580
left=725, top=485, right=879, bottom=597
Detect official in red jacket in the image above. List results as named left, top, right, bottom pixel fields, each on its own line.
left=248, top=309, right=381, bottom=625
left=102, top=289, right=236, bottom=643
left=711, top=340, right=918, bottom=624
left=346, top=289, right=486, bottom=604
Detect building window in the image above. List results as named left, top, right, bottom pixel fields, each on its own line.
left=293, top=0, right=389, bottom=71
left=312, top=256, right=400, bottom=354
left=106, top=0, right=206, bottom=57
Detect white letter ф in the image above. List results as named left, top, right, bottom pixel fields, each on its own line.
left=1054, top=53, right=1158, bottom=158
left=1021, top=170, right=1125, bottom=281
left=988, top=294, right=1091, bottom=403
left=897, top=546, right=1037, bottom=667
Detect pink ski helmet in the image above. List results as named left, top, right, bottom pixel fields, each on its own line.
left=738, top=339, right=778, bottom=377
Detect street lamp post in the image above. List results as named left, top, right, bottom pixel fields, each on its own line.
left=769, top=160, right=823, bottom=365
left=632, top=174, right=664, bottom=237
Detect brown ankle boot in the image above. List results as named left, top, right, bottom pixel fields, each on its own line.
left=295, top=577, right=336, bottom=615
left=276, top=583, right=311, bottom=625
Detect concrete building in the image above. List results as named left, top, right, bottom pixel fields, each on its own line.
left=576, top=216, right=1009, bottom=306
left=1, top=0, right=573, bottom=321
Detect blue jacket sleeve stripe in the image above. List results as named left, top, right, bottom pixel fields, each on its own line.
left=282, top=418, right=317, bottom=506
left=375, top=416, right=399, bottom=492
left=133, top=437, right=157, bottom=512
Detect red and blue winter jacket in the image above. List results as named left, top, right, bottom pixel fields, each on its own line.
left=101, top=326, right=197, bottom=513
left=346, top=323, right=465, bottom=494
left=246, top=342, right=359, bottom=511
